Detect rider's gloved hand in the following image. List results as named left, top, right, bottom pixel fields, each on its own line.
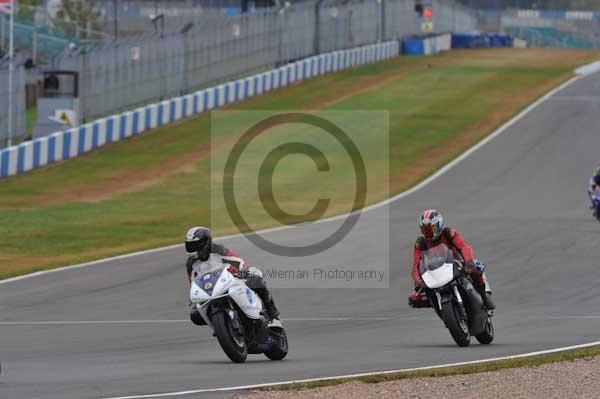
left=226, top=265, right=240, bottom=275
left=415, top=280, right=426, bottom=290
left=465, top=260, right=475, bottom=274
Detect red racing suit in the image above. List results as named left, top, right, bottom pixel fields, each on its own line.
left=409, top=227, right=485, bottom=308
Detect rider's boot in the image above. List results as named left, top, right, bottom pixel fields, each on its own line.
left=475, top=284, right=495, bottom=310
left=258, top=287, right=280, bottom=319
left=256, top=287, right=280, bottom=319
left=264, top=297, right=280, bottom=320
left=247, top=276, right=280, bottom=320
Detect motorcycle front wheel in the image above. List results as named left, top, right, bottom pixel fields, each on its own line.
left=212, top=311, right=248, bottom=363
left=441, top=301, right=471, bottom=347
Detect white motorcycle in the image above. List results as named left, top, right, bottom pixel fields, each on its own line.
left=420, top=244, right=494, bottom=347
left=189, top=254, right=288, bottom=363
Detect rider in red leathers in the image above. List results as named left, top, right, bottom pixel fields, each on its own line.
left=408, top=210, right=495, bottom=310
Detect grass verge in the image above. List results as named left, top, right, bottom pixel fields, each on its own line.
left=1, top=48, right=599, bottom=278
left=260, top=344, right=600, bottom=391
left=25, top=107, right=36, bottom=139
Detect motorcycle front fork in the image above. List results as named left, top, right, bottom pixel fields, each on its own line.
left=434, top=288, right=468, bottom=321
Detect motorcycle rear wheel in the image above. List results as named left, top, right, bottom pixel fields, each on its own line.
left=475, top=316, right=494, bottom=344
left=441, top=301, right=471, bottom=347
left=212, top=311, right=248, bottom=363
left=264, top=327, right=288, bottom=361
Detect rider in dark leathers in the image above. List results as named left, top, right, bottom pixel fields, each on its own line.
left=589, top=166, right=600, bottom=217
left=185, top=226, right=280, bottom=322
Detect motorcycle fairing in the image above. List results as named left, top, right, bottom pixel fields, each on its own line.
left=422, top=262, right=454, bottom=289
left=229, top=285, right=263, bottom=320
left=190, top=279, right=211, bottom=302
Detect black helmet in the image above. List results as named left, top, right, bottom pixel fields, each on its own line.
left=185, top=226, right=212, bottom=261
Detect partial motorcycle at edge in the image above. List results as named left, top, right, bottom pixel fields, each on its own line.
left=588, top=183, right=600, bottom=222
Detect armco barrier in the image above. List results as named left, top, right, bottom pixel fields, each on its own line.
left=0, top=41, right=399, bottom=179
left=435, top=34, right=452, bottom=52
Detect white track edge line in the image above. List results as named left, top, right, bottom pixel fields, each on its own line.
left=100, top=340, right=600, bottom=399
left=0, top=317, right=393, bottom=325
left=0, top=75, right=581, bottom=286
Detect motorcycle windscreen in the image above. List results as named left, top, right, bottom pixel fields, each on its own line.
left=211, top=267, right=235, bottom=297
left=191, top=254, right=226, bottom=277
left=420, top=244, right=456, bottom=289
left=419, top=244, right=454, bottom=273
left=422, top=263, right=455, bottom=289
left=190, top=254, right=230, bottom=298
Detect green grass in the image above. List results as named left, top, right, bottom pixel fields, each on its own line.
left=260, top=345, right=600, bottom=391
left=25, top=107, right=36, bottom=139
left=1, top=48, right=598, bottom=278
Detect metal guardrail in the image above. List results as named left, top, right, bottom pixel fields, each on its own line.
left=51, top=0, right=477, bottom=122
left=501, top=14, right=600, bottom=48
left=0, top=66, right=26, bottom=148
left=0, top=41, right=399, bottom=178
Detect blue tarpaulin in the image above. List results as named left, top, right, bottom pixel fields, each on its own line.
left=451, top=31, right=488, bottom=48
left=488, top=33, right=513, bottom=47
left=402, top=38, right=425, bottom=55
left=451, top=31, right=512, bottom=49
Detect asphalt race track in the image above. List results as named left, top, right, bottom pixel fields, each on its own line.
left=1, top=73, right=600, bottom=399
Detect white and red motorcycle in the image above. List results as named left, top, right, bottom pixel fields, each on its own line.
left=189, top=254, right=288, bottom=363
left=420, top=244, right=494, bottom=347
